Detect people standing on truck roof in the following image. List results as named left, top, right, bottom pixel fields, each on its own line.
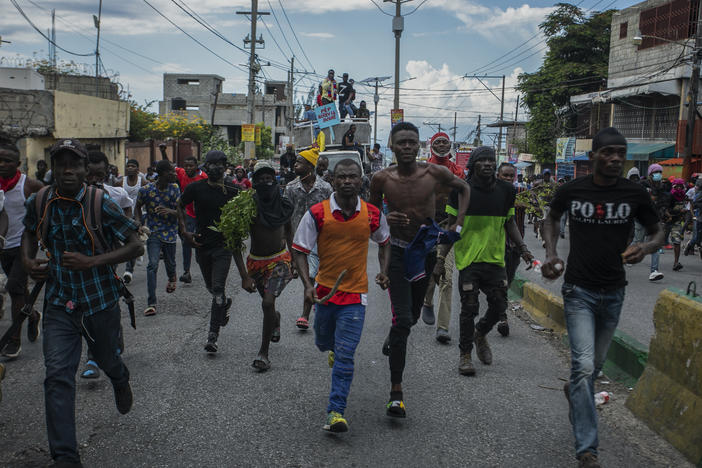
left=356, top=101, right=370, bottom=120
left=344, top=79, right=357, bottom=118
left=321, top=70, right=337, bottom=105
left=338, top=73, right=351, bottom=118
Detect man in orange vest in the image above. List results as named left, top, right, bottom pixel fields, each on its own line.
left=293, top=158, right=390, bottom=433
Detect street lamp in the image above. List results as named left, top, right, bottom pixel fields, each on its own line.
left=359, top=75, right=392, bottom=146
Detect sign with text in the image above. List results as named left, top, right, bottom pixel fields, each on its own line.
left=255, top=126, right=261, bottom=145
left=455, top=147, right=471, bottom=169
left=242, top=124, right=255, bottom=142
left=556, top=137, right=576, bottom=162
left=314, top=103, right=340, bottom=129
left=391, top=109, right=404, bottom=127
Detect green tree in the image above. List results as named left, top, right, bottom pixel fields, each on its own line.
left=238, top=122, right=274, bottom=160
left=517, top=3, right=613, bottom=163
left=128, top=100, right=157, bottom=142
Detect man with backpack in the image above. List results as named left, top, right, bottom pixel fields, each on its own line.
left=21, top=138, right=143, bottom=467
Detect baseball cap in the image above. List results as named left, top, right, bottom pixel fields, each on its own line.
left=49, top=139, right=88, bottom=159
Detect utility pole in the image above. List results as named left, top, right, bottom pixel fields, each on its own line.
left=684, top=0, right=702, bottom=181
left=49, top=9, right=56, bottom=68
left=360, top=76, right=391, bottom=146
left=288, top=56, right=294, bottom=137
left=384, top=0, right=413, bottom=110
left=453, top=112, right=457, bottom=141
left=237, top=1, right=269, bottom=158
left=93, top=0, right=102, bottom=98
left=512, top=95, right=520, bottom=157
left=496, top=74, right=505, bottom=158
left=476, top=115, right=481, bottom=146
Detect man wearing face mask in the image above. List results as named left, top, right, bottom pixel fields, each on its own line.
left=232, top=161, right=294, bottom=371
left=421, top=132, right=464, bottom=341
left=640, top=164, right=671, bottom=280
left=668, top=178, right=689, bottom=270
left=178, top=151, right=239, bottom=353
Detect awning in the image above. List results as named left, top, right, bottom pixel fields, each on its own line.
left=514, top=161, right=532, bottom=169
left=573, top=152, right=589, bottom=161
left=659, top=157, right=701, bottom=166
left=570, top=79, right=680, bottom=105
left=626, top=143, right=675, bottom=161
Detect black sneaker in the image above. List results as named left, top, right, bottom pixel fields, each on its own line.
left=435, top=328, right=451, bottom=343
left=179, top=272, right=192, bottom=284
left=27, top=309, right=41, bottom=343
left=220, top=298, right=233, bottom=327
left=497, top=320, right=509, bottom=337
left=113, top=382, right=133, bottom=414
left=205, top=332, right=218, bottom=353
left=1, top=340, right=21, bottom=359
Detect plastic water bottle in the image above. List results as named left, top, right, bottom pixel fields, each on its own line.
left=531, top=260, right=542, bottom=273
left=594, top=391, right=610, bottom=406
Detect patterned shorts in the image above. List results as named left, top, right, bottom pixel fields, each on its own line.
left=669, top=219, right=686, bottom=245
left=247, top=249, right=293, bottom=297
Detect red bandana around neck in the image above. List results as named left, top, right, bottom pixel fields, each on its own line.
left=0, top=170, right=21, bottom=192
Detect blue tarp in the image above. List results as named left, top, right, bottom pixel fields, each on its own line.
left=626, top=143, right=675, bottom=161
left=514, top=161, right=532, bottom=169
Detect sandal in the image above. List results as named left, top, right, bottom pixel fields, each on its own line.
left=166, top=280, right=177, bottom=293
left=271, top=311, right=281, bottom=343
left=144, top=306, right=157, bottom=316
left=252, top=355, right=271, bottom=372
left=80, top=360, right=100, bottom=379
left=296, top=317, right=309, bottom=330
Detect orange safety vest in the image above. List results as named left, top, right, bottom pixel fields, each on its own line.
left=316, top=198, right=371, bottom=294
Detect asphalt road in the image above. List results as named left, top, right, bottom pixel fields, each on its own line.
left=519, top=223, right=702, bottom=347
left=0, top=243, right=691, bottom=467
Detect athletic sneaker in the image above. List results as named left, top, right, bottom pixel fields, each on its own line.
left=179, top=272, right=192, bottom=284
left=649, top=270, right=664, bottom=281
left=328, top=351, right=335, bottom=368
left=1, top=340, right=21, bottom=359
left=123, top=271, right=132, bottom=284
left=386, top=400, right=406, bottom=418
left=323, top=411, right=348, bottom=432
left=382, top=335, right=390, bottom=356
left=27, top=309, right=41, bottom=343
left=435, top=328, right=451, bottom=343
left=673, top=263, right=683, bottom=271
left=205, top=332, right=218, bottom=353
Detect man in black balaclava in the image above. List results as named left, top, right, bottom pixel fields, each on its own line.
left=232, top=161, right=294, bottom=372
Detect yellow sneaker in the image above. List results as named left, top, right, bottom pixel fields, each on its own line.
left=328, top=351, right=335, bottom=368
left=323, top=411, right=348, bottom=432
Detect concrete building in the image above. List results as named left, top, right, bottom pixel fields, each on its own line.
left=0, top=67, right=119, bottom=100
left=0, top=86, right=129, bottom=173
left=158, top=73, right=290, bottom=148
left=570, top=0, right=696, bottom=175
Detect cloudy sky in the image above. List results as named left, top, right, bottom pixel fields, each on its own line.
left=1, top=0, right=636, bottom=143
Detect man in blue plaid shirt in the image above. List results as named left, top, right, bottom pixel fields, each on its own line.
left=21, top=139, right=143, bottom=468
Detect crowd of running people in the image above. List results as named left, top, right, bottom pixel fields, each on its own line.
left=1, top=122, right=694, bottom=468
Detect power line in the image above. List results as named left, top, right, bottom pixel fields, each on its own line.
left=9, top=0, right=94, bottom=56
left=266, top=1, right=296, bottom=59
left=404, top=0, right=431, bottom=16
left=277, top=0, right=315, bottom=72
left=369, top=0, right=394, bottom=16
left=142, top=0, right=248, bottom=73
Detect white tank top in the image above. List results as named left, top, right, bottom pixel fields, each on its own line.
left=122, top=174, right=143, bottom=205
left=4, top=174, right=26, bottom=249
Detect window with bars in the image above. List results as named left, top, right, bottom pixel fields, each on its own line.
left=613, top=95, right=679, bottom=140
left=638, top=0, right=697, bottom=49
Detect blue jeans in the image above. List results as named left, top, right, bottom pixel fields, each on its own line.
left=562, top=283, right=625, bottom=458
left=314, top=302, right=365, bottom=415
left=181, top=216, right=197, bottom=274
left=146, top=235, right=177, bottom=306
left=632, top=221, right=660, bottom=272
left=43, top=302, right=129, bottom=464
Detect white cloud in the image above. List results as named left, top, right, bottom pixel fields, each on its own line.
left=299, top=32, right=335, bottom=39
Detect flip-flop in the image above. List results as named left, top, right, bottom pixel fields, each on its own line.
left=296, top=317, right=309, bottom=330
left=166, top=280, right=177, bottom=293
left=252, top=356, right=271, bottom=372
left=80, top=360, right=100, bottom=379
left=144, top=306, right=157, bottom=316
left=271, top=311, right=281, bottom=342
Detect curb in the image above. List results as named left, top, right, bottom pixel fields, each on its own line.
left=511, top=273, right=649, bottom=385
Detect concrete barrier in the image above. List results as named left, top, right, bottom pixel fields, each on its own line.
left=520, top=282, right=566, bottom=333
left=626, top=289, right=702, bottom=465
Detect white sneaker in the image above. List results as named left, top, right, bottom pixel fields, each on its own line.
left=123, top=271, right=132, bottom=284
left=649, top=270, right=664, bottom=281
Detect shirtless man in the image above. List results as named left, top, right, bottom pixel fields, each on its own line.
left=369, top=122, right=470, bottom=417
left=233, top=161, right=294, bottom=371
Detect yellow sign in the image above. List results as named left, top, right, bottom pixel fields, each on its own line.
left=242, top=124, right=255, bottom=142
left=255, top=126, right=261, bottom=145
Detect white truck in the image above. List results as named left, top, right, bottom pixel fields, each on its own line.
left=292, top=119, right=372, bottom=175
